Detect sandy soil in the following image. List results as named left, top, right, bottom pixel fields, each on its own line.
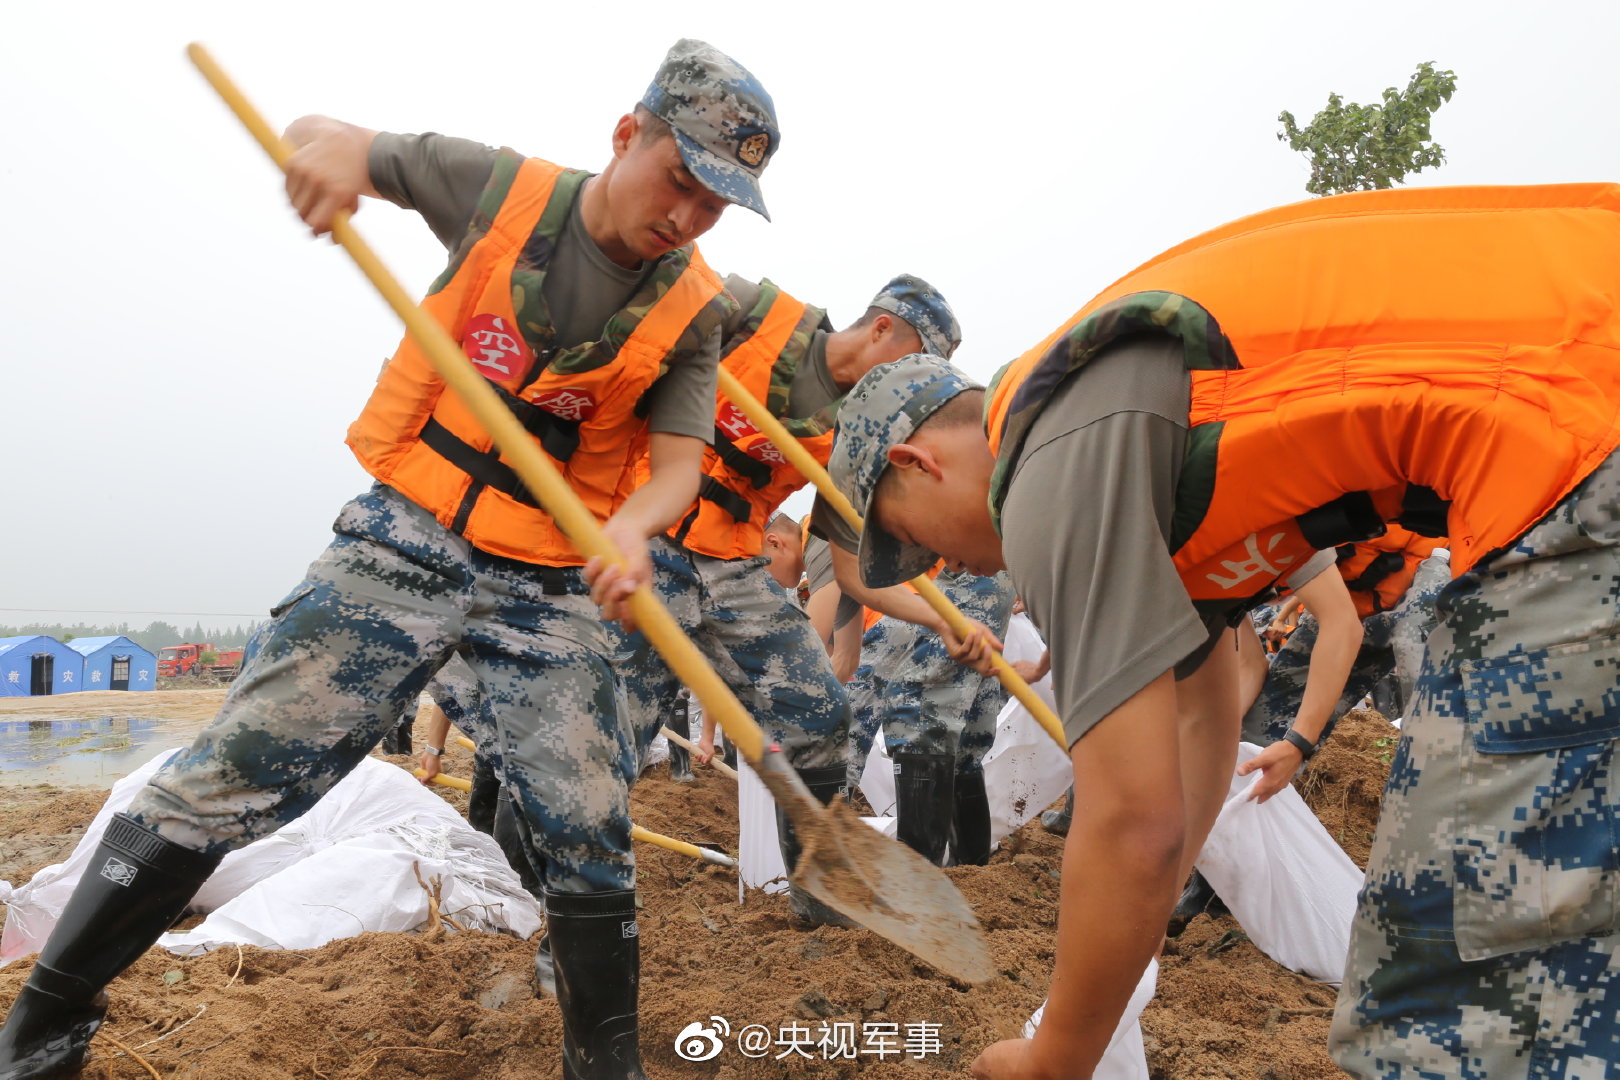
left=0, top=703, right=1399, bottom=1078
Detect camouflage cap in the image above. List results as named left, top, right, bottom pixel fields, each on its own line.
left=640, top=39, right=779, bottom=221
left=870, top=274, right=962, bottom=359
left=829, top=355, right=983, bottom=588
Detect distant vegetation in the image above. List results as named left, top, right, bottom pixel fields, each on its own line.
left=0, top=620, right=263, bottom=653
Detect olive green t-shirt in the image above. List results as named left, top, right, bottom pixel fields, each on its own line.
left=367, top=131, right=718, bottom=440
left=999, top=337, right=1341, bottom=748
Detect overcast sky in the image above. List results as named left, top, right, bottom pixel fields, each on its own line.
left=4, top=0, right=1618, bottom=631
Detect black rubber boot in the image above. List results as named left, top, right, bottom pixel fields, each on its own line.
left=546, top=889, right=647, bottom=1080
left=490, top=792, right=555, bottom=996
left=665, top=697, right=693, bottom=784
left=492, top=790, right=544, bottom=900
left=379, top=712, right=412, bottom=756
left=950, top=770, right=993, bottom=866
left=893, top=751, right=956, bottom=867
left=0, top=814, right=222, bottom=1080
left=466, top=758, right=502, bottom=837
left=776, top=764, right=854, bottom=927
left=1166, top=869, right=1229, bottom=938
left=1040, top=785, right=1075, bottom=837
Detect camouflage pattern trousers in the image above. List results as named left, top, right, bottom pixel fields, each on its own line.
left=616, top=535, right=848, bottom=772
left=1331, top=451, right=1620, bottom=1077
left=1242, top=553, right=1450, bottom=745
left=847, top=569, right=1015, bottom=784
left=127, top=484, right=640, bottom=894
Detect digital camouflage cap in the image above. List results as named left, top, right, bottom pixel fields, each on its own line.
left=869, top=274, right=962, bottom=360
left=641, top=39, right=780, bottom=220
left=828, top=355, right=983, bottom=588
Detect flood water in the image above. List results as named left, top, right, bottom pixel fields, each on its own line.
left=0, top=712, right=214, bottom=788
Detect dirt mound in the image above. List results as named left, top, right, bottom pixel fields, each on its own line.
left=0, top=703, right=1399, bottom=1078
left=1147, top=914, right=1342, bottom=1080
left=0, top=786, right=105, bottom=889
left=1296, top=708, right=1397, bottom=869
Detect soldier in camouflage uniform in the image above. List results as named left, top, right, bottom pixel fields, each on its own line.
left=617, top=275, right=962, bottom=924
left=845, top=566, right=1015, bottom=866
left=1329, top=458, right=1620, bottom=1076
left=0, top=40, right=779, bottom=1080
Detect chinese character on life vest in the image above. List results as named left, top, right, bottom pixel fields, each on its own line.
left=717, top=402, right=758, bottom=441
left=462, top=314, right=527, bottom=377
left=1205, top=531, right=1298, bottom=591
left=747, top=441, right=786, bottom=465
left=530, top=388, right=598, bottom=422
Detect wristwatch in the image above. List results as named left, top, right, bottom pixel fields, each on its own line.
left=1282, top=729, right=1319, bottom=760
left=423, top=745, right=446, bottom=756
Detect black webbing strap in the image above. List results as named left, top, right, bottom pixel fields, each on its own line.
left=1345, top=550, right=1406, bottom=595
left=711, top=426, right=775, bottom=488
left=1396, top=484, right=1450, bottom=538
left=695, top=476, right=753, bottom=523
left=491, top=385, right=583, bottom=464
left=1296, top=491, right=1386, bottom=549
left=421, top=418, right=542, bottom=510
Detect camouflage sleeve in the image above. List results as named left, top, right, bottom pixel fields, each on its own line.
left=721, top=274, right=763, bottom=340
left=644, top=326, right=719, bottom=441
left=367, top=132, right=499, bottom=251
left=1000, top=338, right=1208, bottom=748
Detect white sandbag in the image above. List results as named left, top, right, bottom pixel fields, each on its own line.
left=736, top=758, right=787, bottom=898
left=1, top=751, right=541, bottom=964
left=735, top=759, right=899, bottom=900
left=858, top=730, right=896, bottom=816
left=1193, top=742, right=1362, bottom=983
left=1024, top=957, right=1158, bottom=1080
left=982, top=615, right=1072, bottom=844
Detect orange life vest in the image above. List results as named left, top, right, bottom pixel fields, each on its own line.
left=347, top=151, right=732, bottom=566
left=1335, top=526, right=1447, bottom=621
left=987, top=184, right=1620, bottom=620
left=662, top=279, right=836, bottom=560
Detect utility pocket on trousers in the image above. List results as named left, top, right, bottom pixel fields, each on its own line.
left=1453, top=634, right=1620, bottom=960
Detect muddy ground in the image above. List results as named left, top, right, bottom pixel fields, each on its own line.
left=0, top=696, right=1395, bottom=1078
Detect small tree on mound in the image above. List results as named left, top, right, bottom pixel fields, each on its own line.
left=1278, top=61, right=1457, bottom=196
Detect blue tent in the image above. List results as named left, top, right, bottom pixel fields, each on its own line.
left=0, top=636, right=85, bottom=697
left=65, top=636, right=157, bottom=693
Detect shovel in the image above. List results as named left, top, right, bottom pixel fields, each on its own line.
left=188, top=43, right=993, bottom=984
left=715, top=368, right=1068, bottom=749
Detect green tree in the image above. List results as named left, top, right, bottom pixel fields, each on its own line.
left=1278, top=61, right=1457, bottom=196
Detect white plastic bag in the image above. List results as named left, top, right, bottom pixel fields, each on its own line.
left=2, top=751, right=542, bottom=963
left=1024, top=957, right=1158, bottom=1080
left=1193, top=742, right=1362, bottom=983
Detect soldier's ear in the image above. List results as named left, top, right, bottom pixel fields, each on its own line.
left=610, top=113, right=637, bottom=158
left=886, top=443, right=943, bottom=480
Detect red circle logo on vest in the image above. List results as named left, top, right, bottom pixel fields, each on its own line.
left=530, top=387, right=598, bottom=422
left=462, top=314, right=528, bottom=379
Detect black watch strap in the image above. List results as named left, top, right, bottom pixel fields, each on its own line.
left=1283, top=729, right=1318, bottom=760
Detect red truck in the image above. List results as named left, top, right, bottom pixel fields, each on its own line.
left=157, top=643, right=245, bottom=678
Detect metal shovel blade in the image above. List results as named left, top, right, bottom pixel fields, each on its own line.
left=753, top=752, right=995, bottom=984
